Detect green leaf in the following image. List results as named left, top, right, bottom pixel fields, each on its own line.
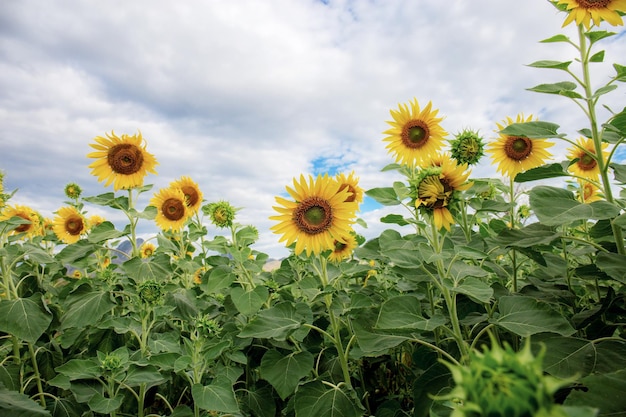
left=87, top=393, right=124, bottom=414
left=527, top=60, right=572, bottom=70
left=244, top=385, right=276, bottom=417
left=493, top=296, right=575, bottom=337
left=365, top=187, right=402, bottom=206
left=56, top=240, right=97, bottom=264
left=352, top=321, right=409, bottom=356
left=611, top=163, right=626, bottom=183
left=124, top=365, right=166, bottom=388
left=83, top=193, right=129, bottom=210
left=595, top=252, right=626, bottom=284
left=0, top=294, right=52, bottom=343
left=55, top=359, right=100, bottom=380
left=122, top=253, right=172, bottom=282
left=230, top=286, right=269, bottom=316
left=192, top=378, right=240, bottom=414
left=87, top=221, right=127, bottom=243
left=0, top=383, right=52, bottom=417
left=514, top=162, right=571, bottom=182
left=533, top=335, right=626, bottom=379
left=589, top=50, right=605, bottom=63
left=490, top=223, right=561, bottom=248
left=592, top=84, right=617, bottom=99
left=540, top=34, right=570, bottom=43
left=376, top=295, right=446, bottom=331
left=450, top=277, right=493, bottom=304
left=565, top=369, right=626, bottom=415
left=412, top=362, right=452, bottom=417
left=614, top=63, right=626, bottom=81
left=585, top=30, right=615, bottom=44
left=499, top=121, right=563, bottom=138
left=380, top=214, right=410, bottom=226
left=260, top=350, right=314, bottom=400
left=294, top=380, right=364, bottom=417
left=527, top=81, right=578, bottom=96
left=238, top=302, right=311, bottom=341
left=529, top=186, right=620, bottom=226
left=203, top=265, right=235, bottom=294
left=60, top=285, right=115, bottom=330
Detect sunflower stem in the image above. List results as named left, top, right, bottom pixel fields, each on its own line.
left=508, top=177, right=518, bottom=293
left=127, top=189, right=140, bottom=258
left=577, top=24, right=625, bottom=255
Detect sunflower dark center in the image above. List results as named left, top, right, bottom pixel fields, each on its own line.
left=181, top=185, right=199, bottom=207
left=402, top=120, right=430, bottom=149
left=65, top=216, right=84, bottom=236
left=504, top=137, right=533, bottom=161
left=162, top=198, right=186, bottom=221
left=338, top=184, right=357, bottom=203
left=334, top=240, right=347, bottom=252
left=294, top=197, right=333, bottom=235
left=578, top=153, right=597, bottom=171
left=578, top=0, right=610, bottom=7
left=108, top=143, right=144, bottom=175
left=15, top=214, right=32, bottom=233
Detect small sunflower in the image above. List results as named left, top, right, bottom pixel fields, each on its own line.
left=328, top=234, right=358, bottom=263
left=0, top=204, right=41, bottom=239
left=151, top=187, right=189, bottom=232
left=578, top=180, right=603, bottom=202
left=71, top=270, right=83, bottom=279
left=487, top=114, right=554, bottom=179
left=64, top=182, right=82, bottom=199
left=204, top=201, right=236, bottom=228
left=87, top=131, right=158, bottom=191
left=270, top=174, right=358, bottom=256
left=53, top=206, right=88, bottom=244
left=193, top=267, right=207, bottom=285
left=335, top=171, right=364, bottom=204
left=170, top=176, right=203, bottom=214
left=567, top=137, right=608, bottom=180
left=414, top=155, right=472, bottom=231
left=140, top=242, right=156, bottom=258
left=383, top=98, right=447, bottom=167
left=557, top=0, right=626, bottom=28
left=89, top=215, right=106, bottom=229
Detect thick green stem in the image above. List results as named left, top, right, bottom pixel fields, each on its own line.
left=577, top=25, right=625, bottom=254
left=509, top=177, right=518, bottom=293
left=27, top=343, right=46, bottom=409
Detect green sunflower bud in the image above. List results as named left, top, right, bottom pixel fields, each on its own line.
left=100, top=353, right=123, bottom=372
left=441, top=338, right=571, bottom=417
left=203, top=201, right=236, bottom=228
left=450, top=129, right=485, bottom=166
left=195, top=314, right=222, bottom=337
left=137, top=280, right=164, bottom=305
left=64, top=182, right=83, bottom=199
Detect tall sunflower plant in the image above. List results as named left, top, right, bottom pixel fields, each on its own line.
left=2, top=1, right=626, bottom=417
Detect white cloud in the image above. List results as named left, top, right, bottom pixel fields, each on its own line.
left=1, top=0, right=624, bottom=259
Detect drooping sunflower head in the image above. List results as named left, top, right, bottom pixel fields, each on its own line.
left=450, top=129, right=485, bottom=166
left=578, top=179, right=603, bottom=202
left=140, top=242, right=156, bottom=259
left=328, top=234, right=358, bottom=263
left=53, top=206, right=88, bottom=244
left=567, top=137, right=608, bottom=180
left=150, top=187, right=189, bottom=233
left=64, top=182, right=83, bottom=200
left=414, top=155, right=472, bottom=231
left=170, top=176, right=204, bottom=214
left=0, top=204, right=42, bottom=239
left=487, top=114, right=554, bottom=179
left=335, top=171, right=364, bottom=204
left=203, top=200, right=236, bottom=228
left=270, top=174, right=358, bottom=256
left=383, top=98, right=447, bottom=167
left=556, top=0, right=626, bottom=28
left=87, top=131, right=159, bottom=191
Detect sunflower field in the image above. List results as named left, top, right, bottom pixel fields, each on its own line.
left=2, top=2, right=626, bottom=417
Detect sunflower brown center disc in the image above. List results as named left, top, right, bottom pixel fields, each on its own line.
left=163, top=198, right=185, bottom=221
left=108, top=144, right=145, bottom=175
left=504, top=137, right=533, bottom=161
left=402, top=121, right=430, bottom=149
left=295, top=197, right=333, bottom=235
left=65, top=217, right=84, bottom=236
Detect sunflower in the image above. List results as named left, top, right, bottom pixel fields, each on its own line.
left=335, top=171, right=364, bottom=204
left=140, top=242, right=156, bottom=258
left=170, top=176, right=203, bottom=214
left=64, top=182, right=82, bottom=199
left=204, top=201, right=236, bottom=228
left=270, top=174, right=358, bottom=256
left=0, top=204, right=41, bottom=239
left=151, top=187, right=189, bottom=232
left=414, top=155, right=473, bottom=231
left=89, top=215, right=106, bottom=229
left=383, top=99, right=447, bottom=167
left=87, top=131, right=158, bottom=191
left=450, top=129, right=485, bottom=166
left=328, top=234, right=358, bottom=263
left=71, top=270, right=83, bottom=279
left=578, top=180, right=603, bottom=202
left=193, top=267, right=207, bottom=285
left=557, top=0, right=626, bottom=28
left=53, top=206, right=88, bottom=244
left=567, top=137, right=608, bottom=180
left=487, top=114, right=554, bottom=179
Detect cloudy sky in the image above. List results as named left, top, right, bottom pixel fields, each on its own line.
left=1, top=0, right=625, bottom=259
